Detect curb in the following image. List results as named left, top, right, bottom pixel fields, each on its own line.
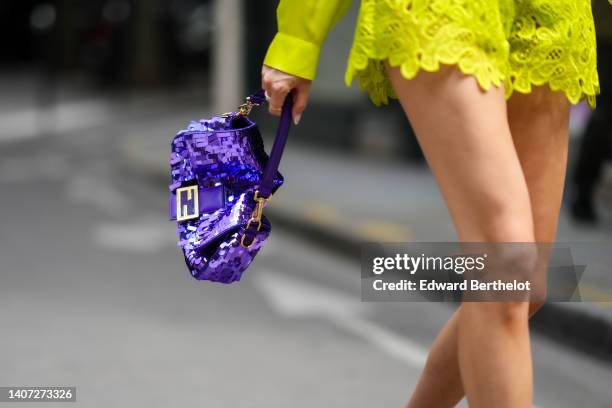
left=125, top=151, right=612, bottom=362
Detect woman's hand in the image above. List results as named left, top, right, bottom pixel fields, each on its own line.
left=261, top=65, right=311, bottom=125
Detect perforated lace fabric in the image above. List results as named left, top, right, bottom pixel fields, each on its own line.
left=345, top=0, right=602, bottom=108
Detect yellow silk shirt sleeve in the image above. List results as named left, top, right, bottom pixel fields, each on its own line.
left=263, top=0, right=353, bottom=80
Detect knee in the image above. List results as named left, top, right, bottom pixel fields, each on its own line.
left=462, top=301, right=530, bottom=327
left=492, top=243, right=540, bottom=283
left=462, top=183, right=534, bottom=243
left=477, top=208, right=534, bottom=243
left=495, top=302, right=531, bottom=326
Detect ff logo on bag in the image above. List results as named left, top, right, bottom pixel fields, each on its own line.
left=176, top=185, right=199, bottom=221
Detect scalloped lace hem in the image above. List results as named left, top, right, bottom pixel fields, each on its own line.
left=345, top=55, right=599, bottom=109
left=344, top=0, right=600, bottom=109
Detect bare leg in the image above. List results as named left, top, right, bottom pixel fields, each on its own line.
left=386, top=63, right=535, bottom=407
left=391, top=69, right=570, bottom=407
left=507, top=86, right=570, bottom=243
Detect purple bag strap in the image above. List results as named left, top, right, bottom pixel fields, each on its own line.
left=247, top=89, right=293, bottom=199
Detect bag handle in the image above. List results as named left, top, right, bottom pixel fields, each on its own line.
left=234, top=88, right=293, bottom=198
left=258, top=90, right=293, bottom=198
left=239, top=89, right=293, bottom=248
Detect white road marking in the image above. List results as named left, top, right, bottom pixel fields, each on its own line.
left=0, top=99, right=113, bottom=142
left=65, top=174, right=132, bottom=217
left=0, top=153, right=69, bottom=183
left=91, top=217, right=176, bottom=252
left=254, top=270, right=427, bottom=367
left=255, top=270, right=545, bottom=408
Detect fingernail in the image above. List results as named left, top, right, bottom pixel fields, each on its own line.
left=293, top=114, right=301, bottom=125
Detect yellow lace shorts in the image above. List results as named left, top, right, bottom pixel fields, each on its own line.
left=344, top=0, right=600, bottom=107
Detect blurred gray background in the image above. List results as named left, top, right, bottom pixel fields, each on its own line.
left=1, top=1, right=612, bottom=407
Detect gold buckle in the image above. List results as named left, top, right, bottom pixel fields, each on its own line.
left=176, top=185, right=199, bottom=221
left=221, top=96, right=261, bottom=118
left=240, top=190, right=271, bottom=248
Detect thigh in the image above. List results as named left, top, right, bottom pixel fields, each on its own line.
left=507, top=86, right=570, bottom=242
left=385, top=63, right=534, bottom=242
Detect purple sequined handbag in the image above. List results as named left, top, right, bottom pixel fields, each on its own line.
left=168, top=90, right=293, bottom=283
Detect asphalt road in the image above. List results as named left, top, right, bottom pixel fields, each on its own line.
left=0, top=99, right=611, bottom=408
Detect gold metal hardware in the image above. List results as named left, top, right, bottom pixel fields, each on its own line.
left=221, top=95, right=261, bottom=118
left=176, top=185, right=199, bottom=221
left=240, top=235, right=254, bottom=249
left=240, top=190, right=272, bottom=248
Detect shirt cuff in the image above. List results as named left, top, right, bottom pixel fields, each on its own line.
left=263, top=32, right=321, bottom=80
